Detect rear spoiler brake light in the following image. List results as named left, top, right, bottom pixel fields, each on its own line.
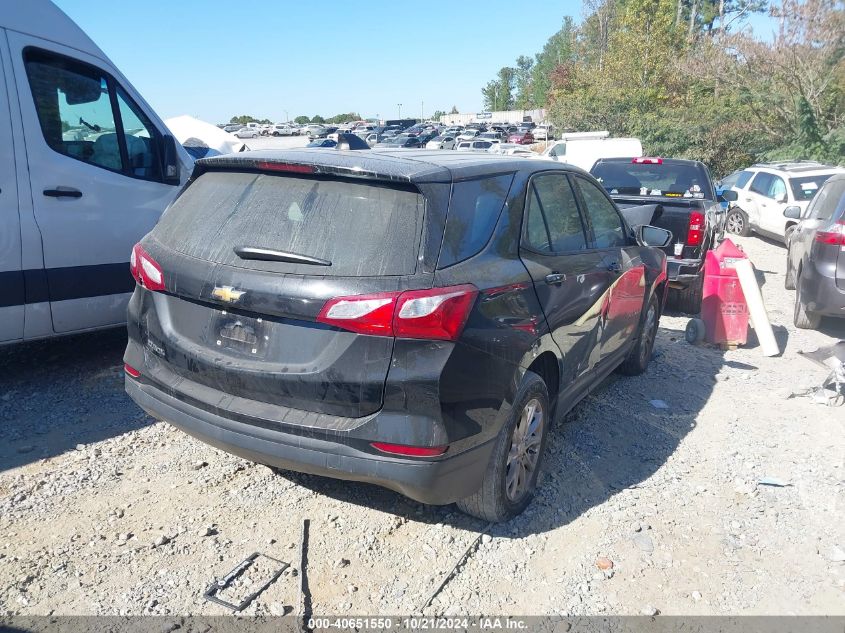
left=632, top=157, right=663, bottom=165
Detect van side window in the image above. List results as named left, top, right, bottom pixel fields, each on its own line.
left=573, top=176, right=627, bottom=248
left=23, top=48, right=162, bottom=181
left=524, top=173, right=588, bottom=253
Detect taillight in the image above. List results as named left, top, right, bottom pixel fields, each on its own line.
left=632, top=157, right=663, bottom=164
left=130, top=243, right=165, bottom=292
left=316, top=284, right=478, bottom=341
left=124, top=363, right=141, bottom=378
left=686, top=211, right=705, bottom=247
left=815, top=220, right=845, bottom=245
left=371, top=442, right=448, bottom=457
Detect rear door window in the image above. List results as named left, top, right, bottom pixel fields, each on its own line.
left=438, top=174, right=514, bottom=268
left=154, top=171, right=425, bottom=277
left=524, top=173, right=588, bottom=253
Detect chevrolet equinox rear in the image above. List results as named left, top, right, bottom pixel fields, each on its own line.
left=124, top=149, right=669, bottom=521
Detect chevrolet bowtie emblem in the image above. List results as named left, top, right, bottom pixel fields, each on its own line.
left=212, top=286, right=245, bottom=303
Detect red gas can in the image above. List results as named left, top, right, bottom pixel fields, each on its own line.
left=698, top=239, right=749, bottom=346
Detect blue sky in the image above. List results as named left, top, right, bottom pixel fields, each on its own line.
left=54, top=1, right=776, bottom=124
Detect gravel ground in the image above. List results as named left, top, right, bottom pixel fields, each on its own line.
left=1, top=234, right=843, bottom=617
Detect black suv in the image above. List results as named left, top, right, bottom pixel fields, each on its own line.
left=124, top=150, right=670, bottom=522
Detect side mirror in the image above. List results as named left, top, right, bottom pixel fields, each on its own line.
left=161, top=134, right=181, bottom=185
left=636, top=225, right=673, bottom=248
left=776, top=192, right=788, bottom=204
left=783, top=206, right=801, bottom=219
left=718, top=190, right=738, bottom=202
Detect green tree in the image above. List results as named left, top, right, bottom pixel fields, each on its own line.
left=449, top=105, right=459, bottom=114
left=294, top=115, right=310, bottom=124
left=514, top=55, right=535, bottom=108
left=311, top=115, right=326, bottom=124
left=481, top=67, right=516, bottom=111
left=432, top=110, right=446, bottom=121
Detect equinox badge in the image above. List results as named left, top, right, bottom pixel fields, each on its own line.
left=212, top=286, right=245, bottom=304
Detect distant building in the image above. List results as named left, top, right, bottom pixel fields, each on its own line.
left=438, top=109, right=547, bottom=125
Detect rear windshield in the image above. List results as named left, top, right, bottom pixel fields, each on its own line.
left=592, top=161, right=713, bottom=200
left=154, top=171, right=425, bottom=277
left=790, top=174, right=839, bottom=201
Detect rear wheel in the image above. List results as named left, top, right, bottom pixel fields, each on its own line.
left=457, top=372, right=550, bottom=523
left=667, top=271, right=703, bottom=315
left=726, top=208, right=750, bottom=236
left=619, top=295, right=660, bottom=375
left=793, top=268, right=820, bottom=329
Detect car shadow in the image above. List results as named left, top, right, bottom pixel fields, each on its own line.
left=282, top=324, right=725, bottom=536
left=0, top=328, right=152, bottom=473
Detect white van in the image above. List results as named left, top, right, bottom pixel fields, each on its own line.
left=0, top=1, right=192, bottom=344
left=540, top=131, right=642, bottom=171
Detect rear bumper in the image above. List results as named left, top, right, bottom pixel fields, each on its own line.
left=802, top=260, right=845, bottom=317
left=125, top=377, right=494, bottom=505
left=667, top=258, right=702, bottom=286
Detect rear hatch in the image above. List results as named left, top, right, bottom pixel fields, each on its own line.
left=140, top=168, right=429, bottom=419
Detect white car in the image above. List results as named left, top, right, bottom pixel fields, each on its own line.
left=457, top=129, right=480, bottom=141
left=271, top=125, right=294, bottom=136
left=234, top=127, right=260, bottom=139
left=499, top=143, right=535, bottom=156
left=425, top=135, right=456, bottom=150
left=455, top=139, right=498, bottom=152
left=533, top=125, right=553, bottom=140
left=724, top=161, right=845, bottom=242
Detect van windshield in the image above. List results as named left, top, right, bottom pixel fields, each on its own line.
left=153, top=171, right=425, bottom=277
left=591, top=161, right=713, bottom=200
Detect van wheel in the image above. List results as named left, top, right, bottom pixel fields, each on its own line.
left=667, top=271, right=703, bottom=315
left=793, top=269, right=820, bottom=329
left=619, top=295, right=660, bottom=375
left=726, top=209, right=750, bottom=236
left=456, top=372, right=550, bottom=523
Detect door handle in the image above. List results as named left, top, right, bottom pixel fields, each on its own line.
left=43, top=188, right=82, bottom=198
left=745, top=197, right=752, bottom=202
left=544, top=273, right=565, bottom=285
left=606, top=261, right=622, bottom=274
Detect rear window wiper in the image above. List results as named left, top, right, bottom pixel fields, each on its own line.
left=233, top=246, right=331, bottom=266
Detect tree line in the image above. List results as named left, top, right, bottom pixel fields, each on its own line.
left=481, top=0, right=844, bottom=175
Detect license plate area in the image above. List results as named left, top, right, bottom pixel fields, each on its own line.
left=212, top=311, right=269, bottom=358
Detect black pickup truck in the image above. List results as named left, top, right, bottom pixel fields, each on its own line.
left=591, top=157, right=737, bottom=313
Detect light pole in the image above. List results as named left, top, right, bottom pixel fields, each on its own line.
left=283, top=110, right=289, bottom=123
left=397, top=103, right=402, bottom=119
left=421, top=100, right=424, bottom=122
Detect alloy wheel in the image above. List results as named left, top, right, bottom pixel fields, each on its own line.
left=640, top=304, right=658, bottom=365
left=726, top=211, right=744, bottom=234
left=505, top=398, right=544, bottom=502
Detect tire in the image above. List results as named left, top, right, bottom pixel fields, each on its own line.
left=793, top=268, right=820, bottom=329
left=667, top=270, right=703, bottom=315
left=619, top=295, right=660, bottom=375
left=726, top=208, right=751, bottom=236
left=685, top=317, right=706, bottom=345
left=784, top=254, right=796, bottom=290
left=456, top=372, right=550, bottom=523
